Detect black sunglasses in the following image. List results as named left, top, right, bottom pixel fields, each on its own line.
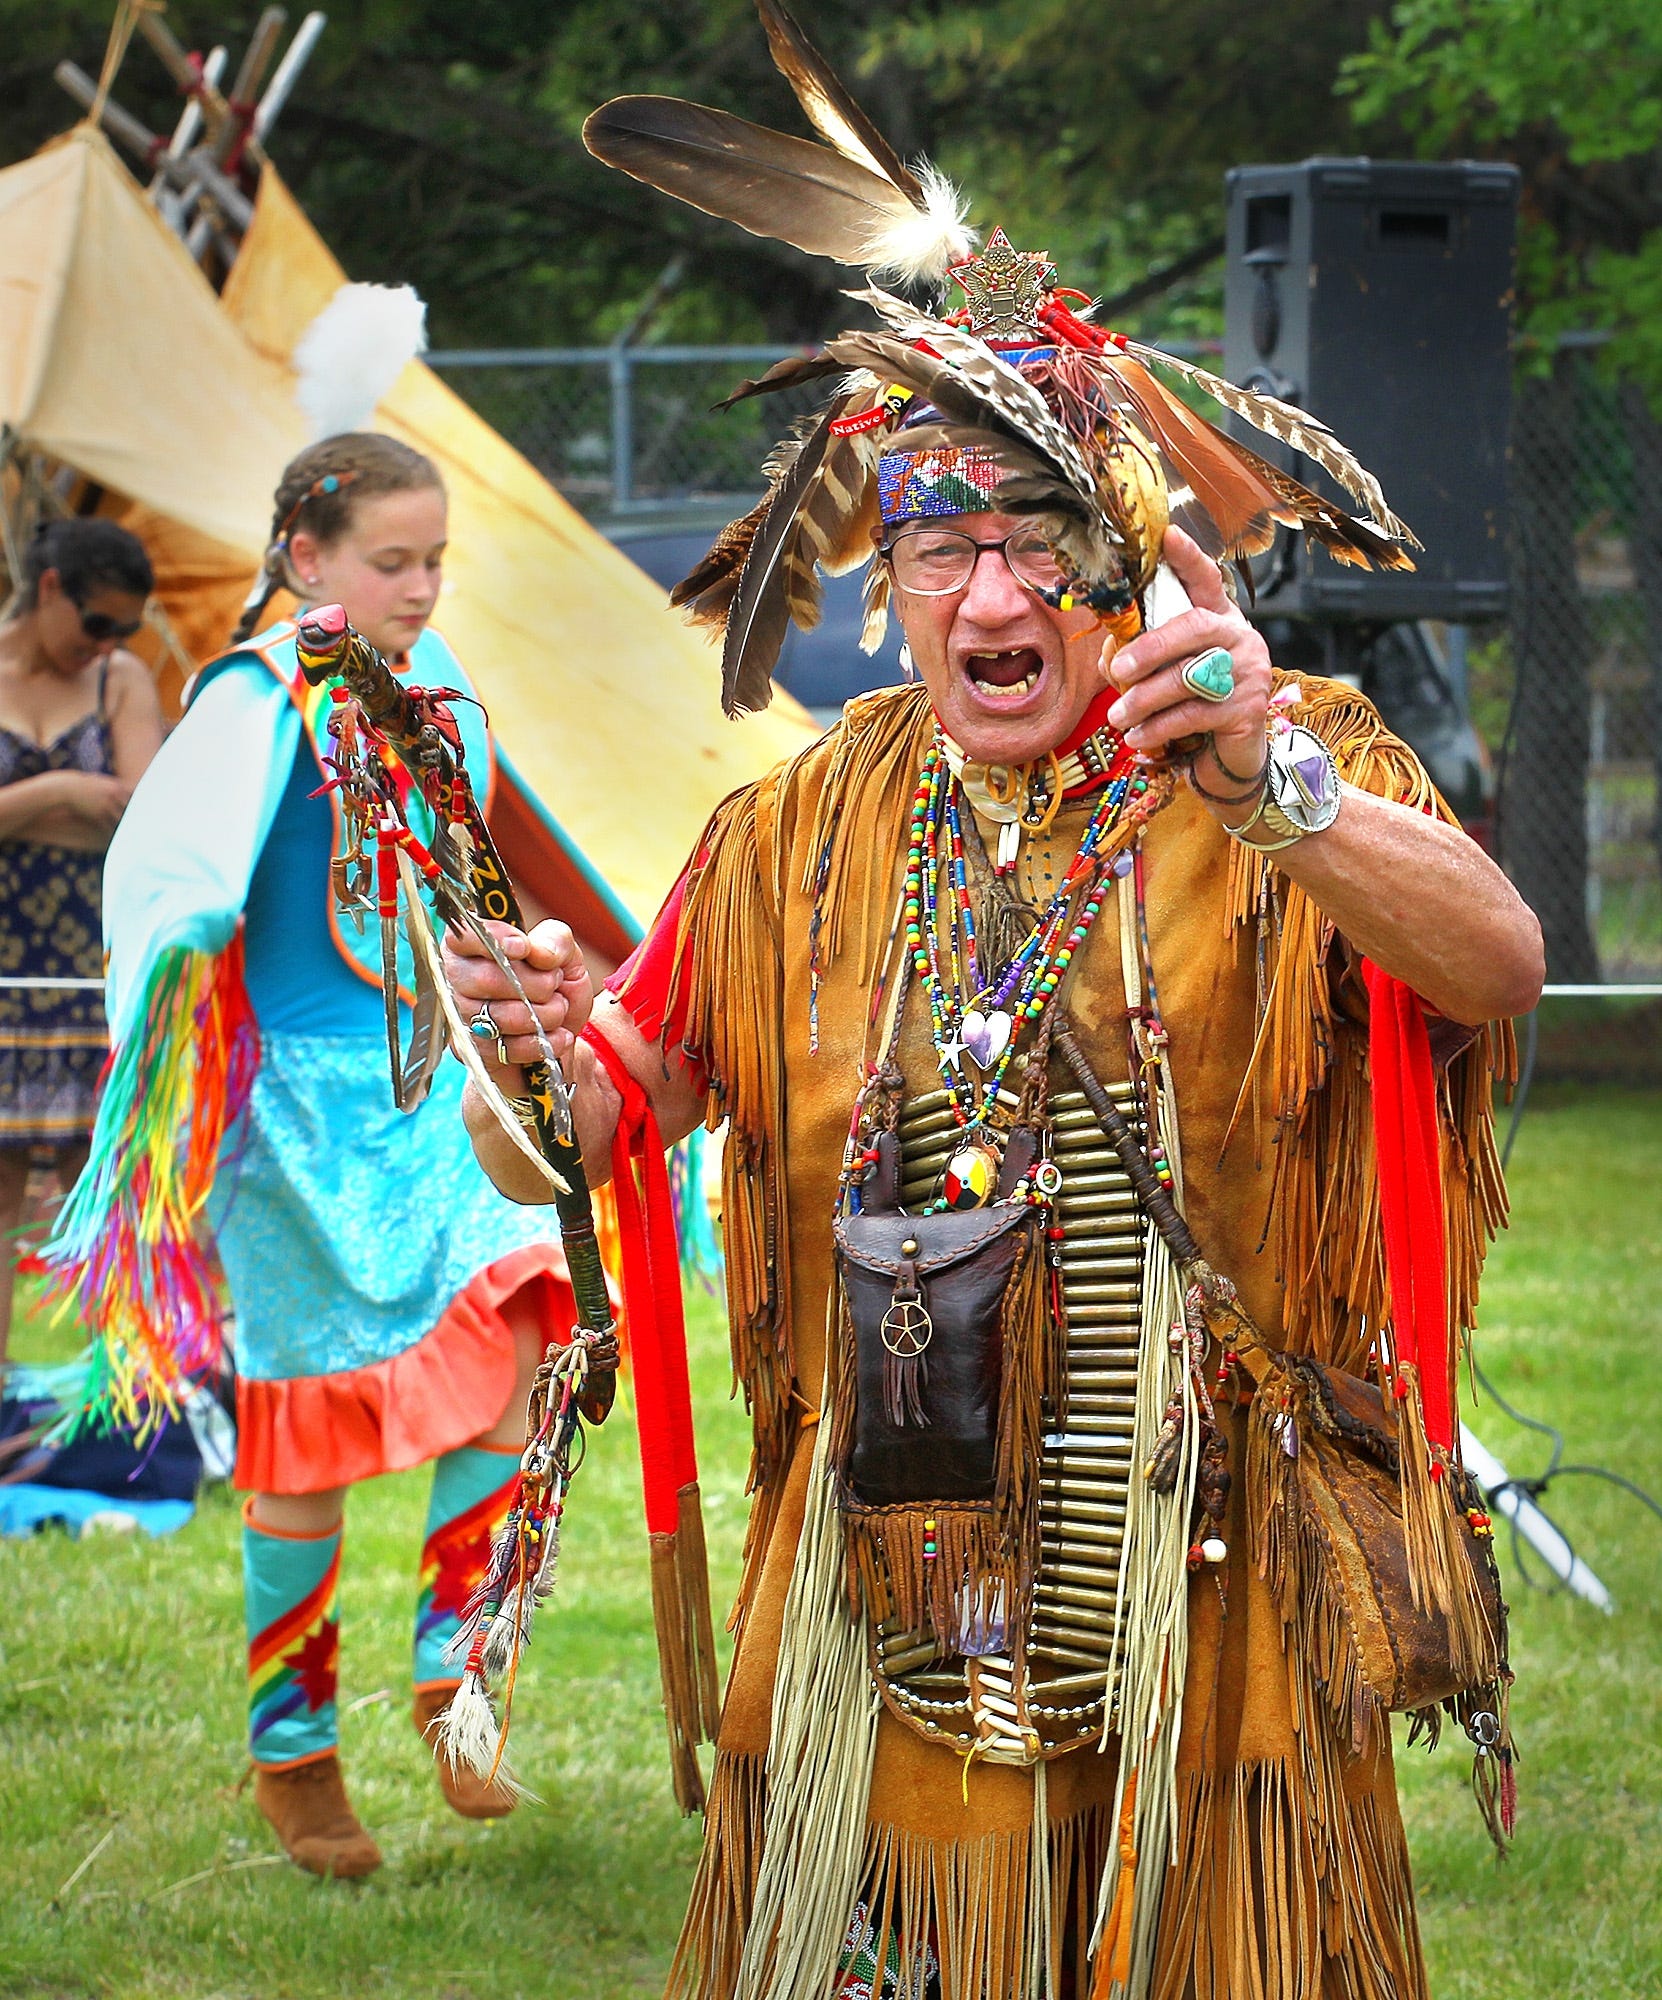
left=73, top=602, right=143, bottom=643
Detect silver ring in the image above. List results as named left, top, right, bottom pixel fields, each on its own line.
left=468, top=1002, right=497, bottom=1041
left=1179, top=647, right=1235, bottom=704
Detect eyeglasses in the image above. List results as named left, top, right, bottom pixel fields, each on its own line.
left=72, top=601, right=143, bottom=643
left=881, top=526, right=1067, bottom=598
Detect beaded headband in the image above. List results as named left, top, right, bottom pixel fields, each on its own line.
left=877, top=444, right=1006, bottom=527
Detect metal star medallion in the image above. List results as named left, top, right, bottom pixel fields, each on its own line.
left=949, top=229, right=1057, bottom=338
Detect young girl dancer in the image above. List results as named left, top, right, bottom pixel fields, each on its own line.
left=45, top=435, right=581, bottom=1878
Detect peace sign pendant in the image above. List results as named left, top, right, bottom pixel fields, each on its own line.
left=881, top=1296, right=934, bottom=1358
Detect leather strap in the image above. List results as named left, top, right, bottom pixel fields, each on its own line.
left=1050, top=1019, right=1201, bottom=1266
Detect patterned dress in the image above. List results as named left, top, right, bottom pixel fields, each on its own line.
left=0, top=673, right=110, bottom=1148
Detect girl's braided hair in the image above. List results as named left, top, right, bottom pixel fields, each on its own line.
left=231, top=432, right=442, bottom=645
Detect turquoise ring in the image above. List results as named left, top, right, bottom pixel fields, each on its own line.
left=1180, top=647, right=1235, bottom=704
left=468, top=1003, right=498, bottom=1041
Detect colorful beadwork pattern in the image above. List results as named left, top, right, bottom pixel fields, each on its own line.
left=903, top=732, right=1142, bottom=1140
left=878, top=445, right=1007, bottom=526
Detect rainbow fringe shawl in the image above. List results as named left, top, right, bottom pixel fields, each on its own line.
left=29, top=939, right=259, bottom=1438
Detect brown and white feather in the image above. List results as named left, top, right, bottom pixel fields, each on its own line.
left=755, top=0, right=922, bottom=200
left=1123, top=339, right=1418, bottom=546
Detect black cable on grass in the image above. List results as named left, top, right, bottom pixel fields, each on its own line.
left=1536, top=1465, right=1662, bottom=1527
left=1475, top=1361, right=1662, bottom=1596
left=1477, top=1010, right=1662, bottom=1590
left=1475, top=1358, right=1564, bottom=1482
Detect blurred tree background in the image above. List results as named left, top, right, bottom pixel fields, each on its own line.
left=5, top=0, right=1660, bottom=980
left=5, top=0, right=1656, bottom=368
left=1, top=0, right=1389, bottom=346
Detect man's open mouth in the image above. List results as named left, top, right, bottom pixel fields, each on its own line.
left=963, top=647, right=1045, bottom=697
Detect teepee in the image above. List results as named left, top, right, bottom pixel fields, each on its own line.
left=0, top=123, right=812, bottom=962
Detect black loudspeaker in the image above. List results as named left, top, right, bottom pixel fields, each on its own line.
left=1223, top=157, right=1520, bottom=621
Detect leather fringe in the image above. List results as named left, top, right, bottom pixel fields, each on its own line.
left=673, top=689, right=936, bottom=1518
left=1224, top=680, right=1511, bottom=1793
left=1090, top=1229, right=1198, bottom=1998
left=734, top=1368, right=883, bottom=1998
left=665, top=1749, right=768, bottom=2000
left=1246, top=1372, right=1393, bottom=1755
left=800, top=684, right=935, bottom=983
left=1392, top=1365, right=1495, bottom=1676
left=1223, top=674, right=1514, bottom=1388
left=856, top=1798, right=1111, bottom=2000
left=845, top=1496, right=1011, bottom=1639
left=1148, top=1753, right=1428, bottom=2000
left=673, top=780, right=794, bottom=1500
left=1244, top=1364, right=1500, bottom=1750
left=667, top=1758, right=1110, bottom=2000
left=650, top=1482, right=725, bottom=1815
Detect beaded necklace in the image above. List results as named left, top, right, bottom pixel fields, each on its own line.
left=904, top=730, right=1144, bottom=1140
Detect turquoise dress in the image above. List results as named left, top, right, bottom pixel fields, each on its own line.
left=54, top=620, right=569, bottom=1491
left=214, top=708, right=555, bottom=1385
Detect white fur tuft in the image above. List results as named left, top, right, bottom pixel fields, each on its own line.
left=293, top=281, right=428, bottom=439
left=433, top=1675, right=538, bottom=1803
left=860, top=163, right=977, bottom=285
left=436, top=1672, right=501, bottom=1777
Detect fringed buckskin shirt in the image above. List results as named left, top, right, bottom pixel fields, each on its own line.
left=610, top=675, right=1509, bottom=2000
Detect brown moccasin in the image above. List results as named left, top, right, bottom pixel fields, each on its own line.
left=253, top=1753, right=383, bottom=1878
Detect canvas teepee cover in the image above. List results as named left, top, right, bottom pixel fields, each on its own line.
left=0, top=125, right=813, bottom=960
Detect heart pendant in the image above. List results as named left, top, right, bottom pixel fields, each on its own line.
left=961, top=1008, right=1013, bottom=1071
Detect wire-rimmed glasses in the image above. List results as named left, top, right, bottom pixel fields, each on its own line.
left=881, top=525, right=1068, bottom=597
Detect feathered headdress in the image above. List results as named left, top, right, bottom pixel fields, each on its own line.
left=584, top=0, right=1417, bottom=717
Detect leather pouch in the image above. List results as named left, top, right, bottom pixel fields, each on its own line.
left=1253, top=1350, right=1507, bottom=1714
left=832, top=1136, right=1040, bottom=1504
left=834, top=1201, right=1031, bottom=1507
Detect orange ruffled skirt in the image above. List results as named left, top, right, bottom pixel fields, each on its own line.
left=234, top=1244, right=574, bottom=1495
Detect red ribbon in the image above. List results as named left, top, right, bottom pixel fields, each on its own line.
left=582, top=1026, right=699, bottom=1536
left=1362, top=959, right=1452, bottom=1450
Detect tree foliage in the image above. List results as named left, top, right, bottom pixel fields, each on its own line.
left=1341, top=0, right=1662, bottom=397
left=1, top=0, right=1382, bottom=346
left=6, top=0, right=1657, bottom=372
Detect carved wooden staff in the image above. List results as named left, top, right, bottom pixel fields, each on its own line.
left=293, top=604, right=618, bottom=1417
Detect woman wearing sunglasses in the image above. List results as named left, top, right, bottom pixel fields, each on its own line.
left=0, top=519, right=163, bottom=1369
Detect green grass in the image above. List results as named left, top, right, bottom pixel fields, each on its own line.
left=1395, top=1088, right=1662, bottom=1999
left=0, top=1285, right=755, bottom=2000
left=1, top=1094, right=1659, bottom=1998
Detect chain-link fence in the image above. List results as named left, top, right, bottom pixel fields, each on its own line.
left=1500, top=352, right=1661, bottom=984
left=430, top=340, right=1661, bottom=986
left=429, top=344, right=833, bottom=512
